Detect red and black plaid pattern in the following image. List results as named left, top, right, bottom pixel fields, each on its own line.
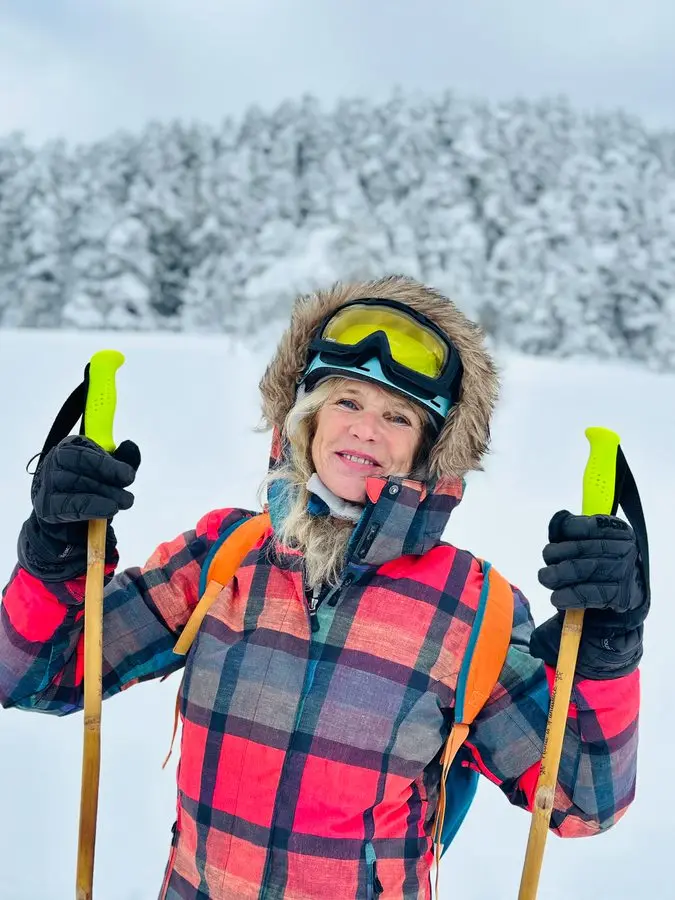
left=1, top=481, right=639, bottom=899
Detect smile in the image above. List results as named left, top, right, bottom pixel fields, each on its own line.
left=336, top=451, right=381, bottom=469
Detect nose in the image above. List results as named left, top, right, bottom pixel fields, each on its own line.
left=349, top=409, right=381, bottom=443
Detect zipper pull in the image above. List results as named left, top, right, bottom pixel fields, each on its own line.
left=308, top=585, right=321, bottom=633
left=327, top=572, right=354, bottom=607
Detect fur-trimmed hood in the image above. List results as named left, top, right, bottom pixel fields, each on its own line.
left=259, top=275, right=500, bottom=481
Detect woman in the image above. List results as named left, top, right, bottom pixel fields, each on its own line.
left=0, top=276, right=647, bottom=900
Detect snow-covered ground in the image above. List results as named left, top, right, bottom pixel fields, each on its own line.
left=0, top=327, right=671, bottom=900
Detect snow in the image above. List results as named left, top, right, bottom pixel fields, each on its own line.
left=0, top=327, right=672, bottom=900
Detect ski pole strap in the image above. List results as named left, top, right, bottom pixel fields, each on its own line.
left=28, top=368, right=90, bottom=473
left=612, top=446, right=650, bottom=601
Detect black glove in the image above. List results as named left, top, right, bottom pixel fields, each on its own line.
left=18, top=435, right=141, bottom=582
left=529, top=510, right=649, bottom=679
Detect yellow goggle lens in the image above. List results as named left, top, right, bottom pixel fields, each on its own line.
left=322, top=306, right=447, bottom=378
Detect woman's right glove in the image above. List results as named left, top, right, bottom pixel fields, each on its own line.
left=17, top=435, right=141, bottom=582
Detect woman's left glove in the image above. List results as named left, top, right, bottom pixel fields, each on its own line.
left=529, top=510, right=649, bottom=679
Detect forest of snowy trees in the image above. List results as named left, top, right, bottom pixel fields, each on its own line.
left=1, top=89, right=675, bottom=369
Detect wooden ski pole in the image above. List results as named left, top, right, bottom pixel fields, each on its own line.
left=76, top=350, right=125, bottom=900
left=518, top=426, right=621, bottom=900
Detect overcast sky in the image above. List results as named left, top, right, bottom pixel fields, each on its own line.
left=2, top=0, right=674, bottom=146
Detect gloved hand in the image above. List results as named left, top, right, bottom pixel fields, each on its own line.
left=529, top=510, right=649, bottom=679
left=17, top=435, right=141, bottom=582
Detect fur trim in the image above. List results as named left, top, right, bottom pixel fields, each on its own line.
left=258, top=275, right=500, bottom=480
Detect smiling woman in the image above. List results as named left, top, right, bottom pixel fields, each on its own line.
left=0, top=275, right=648, bottom=900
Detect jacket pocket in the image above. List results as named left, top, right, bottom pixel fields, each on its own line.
left=365, top=841, right=384, bottom=899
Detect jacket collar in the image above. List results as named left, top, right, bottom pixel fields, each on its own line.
left=345, top=474, right=463, bottom=566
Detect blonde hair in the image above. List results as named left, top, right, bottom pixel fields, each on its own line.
left=262, top=377, right=434, bottom=588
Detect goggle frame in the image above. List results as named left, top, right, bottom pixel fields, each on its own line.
left=305, top=298, right=463, bottom=412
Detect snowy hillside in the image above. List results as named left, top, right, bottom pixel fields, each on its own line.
left=0, top=327, right=671, bottom=900
left=2, top=90, right=675, bottom=371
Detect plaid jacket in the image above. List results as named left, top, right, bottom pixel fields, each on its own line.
left=0, top=475, right=639, bottom=900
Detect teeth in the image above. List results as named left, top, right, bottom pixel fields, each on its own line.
left=342, top=454, right=375, bottom=465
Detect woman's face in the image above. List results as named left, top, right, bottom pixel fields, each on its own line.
left=311, top=380, right=425, bottom=503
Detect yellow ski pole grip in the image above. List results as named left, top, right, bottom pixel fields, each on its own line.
left=582, top=427, right=621, bottom=516
left=518, top=426, right=620, bottom=900
left=83, top=349, right=125, bottom=451
left=77, top=349, right=125, bottom=900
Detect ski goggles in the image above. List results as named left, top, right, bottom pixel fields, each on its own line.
left=302, top=299, right=463, bottom=424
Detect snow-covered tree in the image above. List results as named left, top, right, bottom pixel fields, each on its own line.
left=0, top=87, right=673, bottom=373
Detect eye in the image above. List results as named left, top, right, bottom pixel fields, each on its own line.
left=336, top=397, right=359, bottom=410
left=389, top=412, right=413, bottom=427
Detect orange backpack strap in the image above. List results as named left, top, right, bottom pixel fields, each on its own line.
left=173, top=512, right=271, bottom=657
left=162, top=512, right=270, bottom=770
left=432, top=559, right=514, bottom=896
